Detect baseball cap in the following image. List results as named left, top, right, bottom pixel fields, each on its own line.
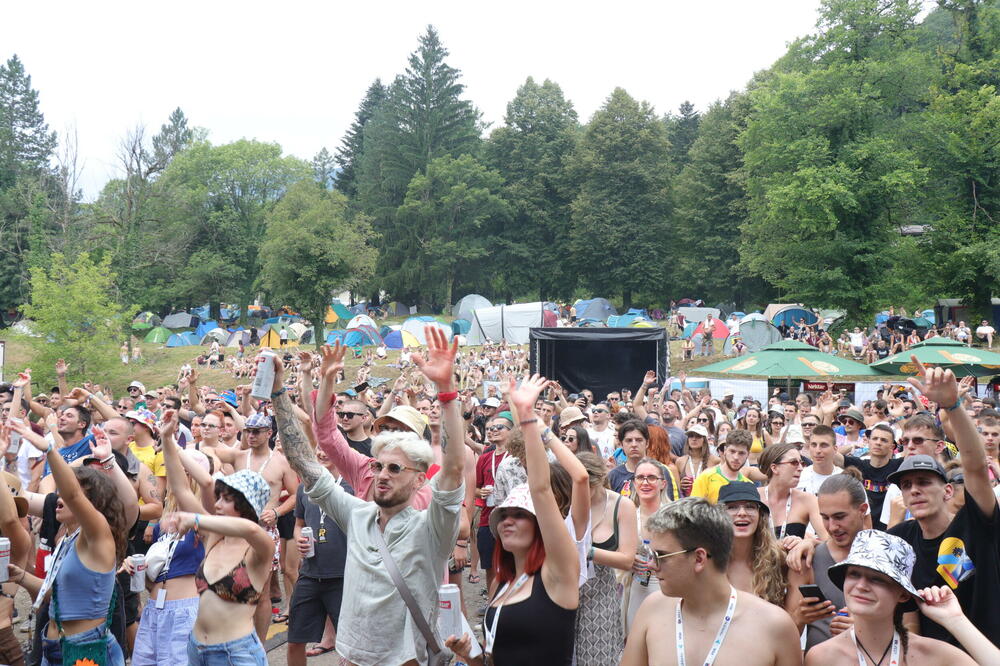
left=127, top=381, right=146, bottom=393
left=685, top=424, right=709, bottom=438
left=887, top=454, right=948, bottom=486
left=244, top=412, right=272, bottom=430
left=483, top=397, right=501, bottom=409
left=373, top=405, right=428, bottom=437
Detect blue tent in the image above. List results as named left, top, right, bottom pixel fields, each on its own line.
left=350, top=303, right=368, bottom=315
left=379, top=325, right=394, bottom=338
left=875, top=311, right=890, bottom=326
left=220, top=307, right=238, bottom=321
left=625, top=307, right=648, bottom=318
left=682, top=321, right=698, bottom=339
left=922, top=309, right=936, bottom=324
left=195, top=320, right=218, bottom=338
left=574, top=298, right=617, bottom=322
left=383, top=330, right=405, bottom=349
left=770, top=307, right=819, bottom=327
left=608, top=314, right=648, bottom=328
left=191, top=304, right=211, bottom=320
left=451, top=319, right=471, bottom=335
left=166, top=331, right=200, bottom=347
left=344, top=327, right=379, bottom=347
left=325, top=329, right=348, bottom=344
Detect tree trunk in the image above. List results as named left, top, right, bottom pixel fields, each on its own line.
left=623, top=288, right=632, bottom=309
left=239, top=289, right=251, bottom=327
left=445, top=271, right=454, bottom=311
left=314, top=307, right=325, bottom=351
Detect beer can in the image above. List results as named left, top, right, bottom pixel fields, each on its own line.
left=130, top=554, right=146, bottom=592
left=0, top=537, right=10, bottom=582
left=484, top=485, right=496, bottom=507
left=437, top=584, right=462, bottom=641
left=250, top=351, right=277, bottom=400
left=301, top=527, right=315, bottom=558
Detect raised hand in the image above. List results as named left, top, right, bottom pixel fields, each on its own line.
left=508, top=374, right=548, bottom=417
left=90, top=427, right=112, bottom=460
left=55, top=359, right=68, bottom=376
left=319, top=343, right=346, bottom=380
left=13, top=369, right=31, bottom=389
left=918, top=586, right=963, bottom=624
left=412, top=325, right=458, bottom=390
left=296, top=351, right=313, bottom=372
left=160, top=409, right=179, bottom=441
left=907, top=356, right=960, bottom=409
left=643, top=370, right=657, bottom=386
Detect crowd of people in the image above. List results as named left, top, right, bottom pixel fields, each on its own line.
left=0, top=326, right=998, bottom=664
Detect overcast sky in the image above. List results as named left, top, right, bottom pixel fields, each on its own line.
left=4, top=0, right=830, bottom=199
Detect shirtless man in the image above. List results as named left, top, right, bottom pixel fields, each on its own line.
left=212, top=412, right=299, bottom=640
left=621, top=497, right=801, bottom=666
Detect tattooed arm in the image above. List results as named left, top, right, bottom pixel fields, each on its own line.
left=270, top=356, right=327, bottom=491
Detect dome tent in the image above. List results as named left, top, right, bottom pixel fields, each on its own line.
left=144, top=326, right=171, bottom=344
left=451, top=319, right=471, bottom=336
left=467, top=302, right=547, bottom=345
left=347, top=314, right=378, bottom=330
left=200, top=328, right=229, bottom=344
left=454, top=294, right=492, bottom=322
left=763, top=303, right=819, bottom=328
left=162, top=312, right=200, bottom=330
left=573, top=298, right=617, bottom=322
left=384, top=329, right=421, bottom=349
left=401, top=317, right=453, bottom=345
left=166, top=331, right=200, bottom=347
left=693, top=318, right=730, bottom=339
left=723, top=315, right=782, bottom=354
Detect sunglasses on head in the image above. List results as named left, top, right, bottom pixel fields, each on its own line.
left=369, top=460, right=422, bottom=475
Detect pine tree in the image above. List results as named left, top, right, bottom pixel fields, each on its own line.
left=335, top=79, right=387, bottom=197
left=312, top=147, right=337, bottom=189
left=0, top=54, right=57, bottom=188
left=664, top=101, right=701, bottom=169
left=151, top=107, right=194, bottom=174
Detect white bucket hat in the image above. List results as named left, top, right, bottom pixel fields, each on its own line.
left=489, top=483, right=536, bottom=538
left=215, top=469, right=271, bottom=521
left=828, top=529, right=920, bottom=610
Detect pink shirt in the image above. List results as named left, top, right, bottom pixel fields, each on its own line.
left=312, top=403, right=432, bottom=510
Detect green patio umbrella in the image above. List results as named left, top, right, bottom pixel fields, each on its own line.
left=696, top=340, right=886, bottom=377
left=871, top=337, right=1000, bottom=377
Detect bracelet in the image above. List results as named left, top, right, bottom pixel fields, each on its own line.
left=270, top=387, right=287, bottom=399
left=519, top=418, right=538, bottom=426
left=194, top=513, right=201, bottom=533
left=99, top=455, right=115, bottom=464
left=945, top=396, right=964, bottom=412
left=456, top=540, right=468, bottom=547
left=437, top=391, right=459, bottom=404
left=44, top=442, right=54, bottom=455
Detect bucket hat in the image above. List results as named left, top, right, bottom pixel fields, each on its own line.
left=216, top=469, right=270, bottom=521
left=685, top=424, right=709, bottom=438
left=373, top=405, right=428, bottom=437
left=827, top=529, right=920, bottom=610
left=559, top=406, right=587, bottom=428
left=489, top=483, right=536, bottom=537
left=125, top=408, right=159, bottom=436
left=717, top=481, right=768, bottom=513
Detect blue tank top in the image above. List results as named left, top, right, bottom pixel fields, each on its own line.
left=152, top=525, right=205, bottom=581
left=54, top=539, right=116, bottom=620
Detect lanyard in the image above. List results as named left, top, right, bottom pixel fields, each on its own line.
left=157, top=534, right=181, bottom=582
left=490, top=450, right=505, bottom=481
left=764, top=488, right=794, bottom=540
left=484, top=573, right=529, bottom=656
left=850, top=628, right=900, bottom=666
left=34, top=528, right=81, bottom=611
left=676, top=585, right=737, bottom=666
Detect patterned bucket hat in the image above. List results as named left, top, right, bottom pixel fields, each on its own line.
left=489, top=483, right=536, bottom=537
left=216, top=469, right=270, bottom=521
left=126, top=408, right=159, bottom=436
left=828, top=529, right=920, bottom=609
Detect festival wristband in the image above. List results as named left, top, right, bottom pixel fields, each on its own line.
left=945, top=396, right=964, bottom=412
left=270, top=387, right=287, bottom=399
left=519, top=418, right=538, bottom=427
left=437, top=391, right=459, bottom=404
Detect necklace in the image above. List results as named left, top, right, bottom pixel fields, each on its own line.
left=676, top=586, right=738, bottom=666
left=850, top=627, right=899, bottom=666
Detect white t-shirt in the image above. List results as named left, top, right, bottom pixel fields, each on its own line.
left=880, top=484, right=903, bottom=526
left=977, top=325, right=996, bottom=337
left=848, top=332, right=866, bottom=348
left=16, top=432, right=49, bottom=488
left=587, top=427, right=617, bottom=459
left=798, top=465, right=843, bottom=495
left=955, top=326, right=971, bottom=341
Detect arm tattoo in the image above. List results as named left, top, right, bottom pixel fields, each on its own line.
left=273, top=392, right=325, bottom=489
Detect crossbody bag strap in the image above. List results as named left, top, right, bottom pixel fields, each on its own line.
left=372, top=523, right=442, bottom=655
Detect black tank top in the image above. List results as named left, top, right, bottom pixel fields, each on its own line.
left=485, top=573, right=577, bottom=665
left=593, top=494, right=623, bottom=551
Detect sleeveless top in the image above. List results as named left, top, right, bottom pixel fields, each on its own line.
left=152, top=525, right=206, bottom=581
left=593, top=495, right=622, bottom=551
left=805, top=542, right=846, bottom=650
left=485, top=574, right=577, bottom=665
left=54, top=539, right=116, bottom=620
left=195, top=543, right=261, bottom=604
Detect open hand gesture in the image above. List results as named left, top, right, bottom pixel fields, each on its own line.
left=160, top=409, right=178, bottom=441
left=13, top=369, right=31, bottom=389
left=412, top=326, right=457, bottom=390
left=90, top=427, right=112, bottom=461
left=55, top=359, right=68, bottom=376
left=508, top=374, right=547, bottom=417
left=907, top=355, right=960, bottom=409
left=643, top=371, right=657, bottom=386
left=297, top=351, right=313, bottom=372
left=319, top=343, right=345, bottom=380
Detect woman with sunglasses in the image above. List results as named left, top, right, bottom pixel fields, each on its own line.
left=766, top=412, right=787, bottom=445
left=623, top=457, right=675, bottom=634
left=757, top=443, right=827, bottom=542
left=559, top=425, right=594, bottom=454
left=446, top=375, right=580, bottom=665
left=474, top=413, right=515, bottom=590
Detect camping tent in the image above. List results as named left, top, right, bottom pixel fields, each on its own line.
left=694, top=318, right=730, bottom=340
left=144, top=326, right=171, bottom=344
left=325, top=301, right=354, bottom=324
left=676, top=307, right=720, bottom=324
left=225, top=330, right=250, bottom=348
left=344, top=327, right=380, bottom=347
left=384, top=329, right=421, bottom=349
left=195, top=320, right=218, bottom=338
left=132, top=312, right=161, bottom=329
left=166, top=332, right=200, bottom=347
left=325, top=329, right=348, bottom=345
left=573, top=298, right=617, bottom=322
left=260, top=328, right=299, bottom=348
left=347, top=314, right=378, bottom=330
left=763, top=304, right=819, bottom=327
left=162, top=312, right=199, bottom=329
left=467, top=302, right=547, bottom=345
left=350, top=303, right=368, bottom=315
left=454, top=294, right=492, bottom=322
left=200, top=328, right=229, bottom=344
left=451, top=319, right=471, bottom=336
left=607, top=313, right=650, bottom=328
left=625, top=307, right=648, bottom=318
left=401, top=318, right=453, bottom=345
left=723, top=315, right=782, bottom=354
left=299, top=328, right=315, bottom=345
left=385, top=301, right=411, bottom=317
left=289, top=322, right=308, bottom=338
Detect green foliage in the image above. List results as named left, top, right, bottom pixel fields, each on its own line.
left=0, top=55, right=56, bottom=188
left=484, top=77, right=580, bottom=300
left=397, top=154, right=511, bottom=306
left=260, top=182, right=377, bottom=347
left=568, top=88, right=673, bottom=307
left=664, top=101, right=701, bottom=169
left=20, top=252, right=136, bottom=385
left=335, top=80, right=388, bottom=197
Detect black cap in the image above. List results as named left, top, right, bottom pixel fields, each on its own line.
left=887, top=454, right=948, bottom=485
left=717, top=481, right=768, bottom=511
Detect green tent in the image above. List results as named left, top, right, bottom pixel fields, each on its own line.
left=696, top=340, right=886, bottom=377
left=871, top=337, right=1000, bottom=377
left=144, top=326, right=172, bottom=344
left=331, top=301, right=353, bottom=322
left=132, top=311, right=161, bottom=330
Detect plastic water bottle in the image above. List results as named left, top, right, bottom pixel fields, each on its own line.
left=250, top=351, right=277, bottom=400
left=637, top=539, right=654, bottom=587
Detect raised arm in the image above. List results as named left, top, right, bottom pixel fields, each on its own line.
left=188, top=369, right=205, bottom=415
left=909, top=358, right=997, bottom=515
left=510, top=375, right=579, bottom=596
left=632, top=371, right=656, bottom=420
left=412, top=326, right=463, bottom=491
left=161, top=511, right=273, bottom=569
left=54, top=359, right=69, bottom=401
left=160, top=410, right=208, bottom=514
left=546, top=428, right=591, bottom=540
left=270, top=355, right=327, bottom=491
left=0, top=427, right=31, bottom=568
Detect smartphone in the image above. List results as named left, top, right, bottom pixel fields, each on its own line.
left=798, top=584, right=827, bottom=603
left=353, top=381, right=369, bottom=394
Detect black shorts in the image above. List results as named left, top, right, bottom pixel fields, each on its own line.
left=277, top=510, right=296, bottom=540
left=287, top=577, right=343, bottom=644
left=476, top=525, right=496, bottom=569
left=116, top=571, right=140, bottom=626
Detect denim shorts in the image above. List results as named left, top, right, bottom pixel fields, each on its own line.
left=132, top=596, right=199, bottom=666
left=187, top=631, right=267, bottom=665
left=40, top=622, right=125, bottom=666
